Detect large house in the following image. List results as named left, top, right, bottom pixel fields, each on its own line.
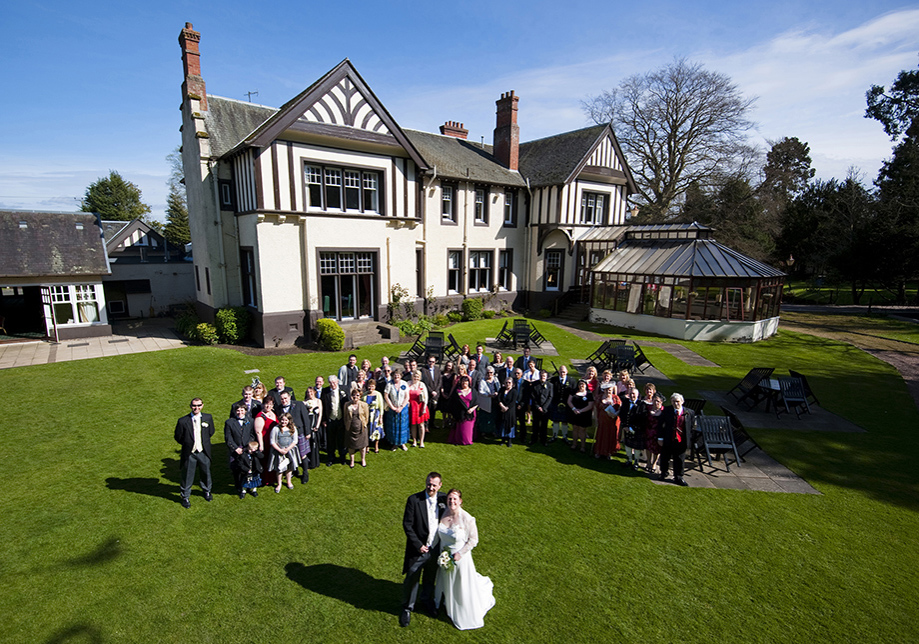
left=178, top=23, right=636, bottom=347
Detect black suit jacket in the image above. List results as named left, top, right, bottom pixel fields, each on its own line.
left=402, top=490, right=447, bottom=574
left=279, top=400, right=312, bottom=439
left=224, top=417, right=255, bottom=466
left=659, top=406, right=696, bottom=454
left=266, top=386, right=296, bottom=410
left=530, top=380, right=554, bottom=413
left=174, top=412, right=215, bottom=460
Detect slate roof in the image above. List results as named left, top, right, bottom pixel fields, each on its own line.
left=204, top=96, right=277, bottom=158
left=0, top=210, right=109, bottom=278
left=404, top=130, right=526, bottom=187
left=592, top=238, right=785, bottom=279
left=518, top=125, right=607, bottom=187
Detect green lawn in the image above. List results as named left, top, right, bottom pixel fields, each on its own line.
left=1, top=320, right=917, bottom=643
left=783, top=279, right=919, bottom=306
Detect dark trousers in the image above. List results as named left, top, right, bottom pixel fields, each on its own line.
left=659, top=448, right=685, bottom=480
left=180, top=450, right=211, bottom=498
left=516, top=405, right=528, bottom=443
left=403, top=548, right=438, bottom=613
left=326, top=419, right=345, bottom=462
left=532, top=408, right=549, bottom=444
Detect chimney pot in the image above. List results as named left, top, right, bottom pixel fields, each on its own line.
left=440, top=121, right=469, bottom=139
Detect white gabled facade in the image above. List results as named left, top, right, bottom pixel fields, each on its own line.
left=178, top=23, right=635, bottom=347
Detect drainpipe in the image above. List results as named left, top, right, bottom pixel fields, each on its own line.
left=209, top=158, right=229, bottom=307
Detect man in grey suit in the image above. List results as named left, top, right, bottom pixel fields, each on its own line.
left=174, top=397, right=215, bottom=508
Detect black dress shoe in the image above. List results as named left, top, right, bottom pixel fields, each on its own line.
left=180, top=497, right=190, bottom=509
left=399, top=610, right=411, bottom=627
left=326, top=461, right=333, bottom=467
left=238, top=492, right=246, bottom=500
left=676, top=478, right=689, bottom=487
left=204, top=492, right=213, bottom=502
left=249, top=489, right=258, bottom=497
left=658, top=474, right=668, bottom=482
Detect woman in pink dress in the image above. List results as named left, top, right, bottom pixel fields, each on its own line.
left=449, top=376, right=478, bottom=445
left=408, top=370, right=430, bottom=448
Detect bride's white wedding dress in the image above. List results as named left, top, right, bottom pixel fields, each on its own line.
left=434, top=509, right=495, bottom=630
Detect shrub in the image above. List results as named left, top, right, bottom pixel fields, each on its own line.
left=416, top=315, right=435, bottom=333
left=193, top=322, right=218, bottom=345
left=316, top=318, right=345, bottom=351
left=447, top=311, right=463, bottom=323
left=483, top=310, right=496, bottom=319
left=462, top=297, right=484, bottom=321
left=538, top=308, right=552, bottom=319
left=175, top=311, right=198, bottom=338
left=394, top=319, right=419, bottom=336
left=214, top=306, right=252, bottom=344
left=433, top=313, right=450, bottom=327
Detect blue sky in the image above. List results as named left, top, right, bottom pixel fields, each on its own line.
left=1, top=0, right=917, bottom=221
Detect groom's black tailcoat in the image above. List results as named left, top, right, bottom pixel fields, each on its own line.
left=402, top=490, right=447, bottom=574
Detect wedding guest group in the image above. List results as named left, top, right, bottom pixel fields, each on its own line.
left=170, top=347, right=695, bottom=507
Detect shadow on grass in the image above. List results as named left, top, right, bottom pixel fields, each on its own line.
left=44, top=623, right=103, bottom=644
left=285, top=562, right=401, bottom=615
left=67, top=536, right=121, bottom=567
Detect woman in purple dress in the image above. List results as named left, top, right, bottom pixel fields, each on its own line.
left=449, top=376, right=478, bottom=445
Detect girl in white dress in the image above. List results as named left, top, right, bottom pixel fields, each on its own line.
left=434, top=489, right=495, bottom=630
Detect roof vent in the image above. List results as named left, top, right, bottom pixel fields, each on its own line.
left=75, top=222, right=85, bottom=231
left=18, top=221, right=27, bottom=229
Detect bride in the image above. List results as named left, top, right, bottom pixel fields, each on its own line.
left=434, top=488, right=495, bottom=630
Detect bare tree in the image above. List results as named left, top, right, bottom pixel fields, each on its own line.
left=583, top=59, right=756, bottom=220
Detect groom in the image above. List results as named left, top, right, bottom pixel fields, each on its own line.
left=400, top=471, right=446, bottom=627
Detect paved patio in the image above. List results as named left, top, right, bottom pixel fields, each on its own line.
left=0, top=319, right=187, bottom=369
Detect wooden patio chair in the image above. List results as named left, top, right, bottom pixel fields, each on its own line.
left=528, top=323, right=547, bottom=347
left=494, top=321, right=513, bottom=347
left=727, top=367, right=775, bottom=408
left=777, top=377, right=811, bottom=419
left=445, top=333, right=463, bottom=361
left=789, top=370, right=820, bottom=406
left=613, top=344, right=636, bottom=372
left=405, top=335, right=426, bottom=359
left=696, top=416, right=741, bottom=472
left=719, top=405, right=761, bottom=460
left=632, top=343, right=653, bottom=373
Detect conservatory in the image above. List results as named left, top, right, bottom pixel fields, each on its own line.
left=589, top=224, right=785, bottom=342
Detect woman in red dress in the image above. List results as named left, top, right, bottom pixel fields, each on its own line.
left=408, top=370, right=430, bottom=448
left=643, top=394, right=665, bottom=474
left=253, top=396, right=278, bottom=487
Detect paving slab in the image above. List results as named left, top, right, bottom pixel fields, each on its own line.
left=699, top=389, right=866, bottom=432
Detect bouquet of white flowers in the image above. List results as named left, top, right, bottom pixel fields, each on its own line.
left=369, top=430, right=381, bottom=442
left=437, top=550, right=455, bottom=572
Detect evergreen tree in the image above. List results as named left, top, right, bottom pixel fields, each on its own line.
left=163, top=186, right=191, bottom=247
left=80, top=170, right=151, bottom=221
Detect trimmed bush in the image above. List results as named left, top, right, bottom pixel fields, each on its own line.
left=214, top=306, right=252, bottom=344
left=462, top=297, right=484, bottom=321
left=193, top=322, right=218, bottom=345
left=316, top=318, right=345, bottom=351
left=447, top=311, right=463, bottom=323
left=483, top=310, right=496, bottom=319
left=538, top=308, right=552, bottom=319
left=433, top=313, right=450, bottom=327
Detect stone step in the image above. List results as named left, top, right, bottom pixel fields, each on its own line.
left=343, top=322, right=400, bottom=349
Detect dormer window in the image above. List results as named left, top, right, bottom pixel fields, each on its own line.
left=580, top=192, right=607, bottom=224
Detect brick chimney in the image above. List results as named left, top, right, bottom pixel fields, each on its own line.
left=179, top=22, right=207, bottom=110
left=440, top=121, right=469, bottom=139
left=493, top=91, right=519, bottom=171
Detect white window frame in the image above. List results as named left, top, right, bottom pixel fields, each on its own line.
left=49, top=284, right=105, bottom=326
left=304, top=163, right=383, bottom=214
left=468, top=250, right=492, bottom=293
